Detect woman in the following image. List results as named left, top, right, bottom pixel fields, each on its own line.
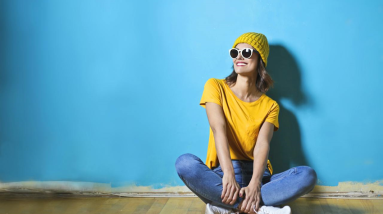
left=175, top=32, right=317, bottom=214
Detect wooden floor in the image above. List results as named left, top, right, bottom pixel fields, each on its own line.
left=0, top=194, right=382, bottom=214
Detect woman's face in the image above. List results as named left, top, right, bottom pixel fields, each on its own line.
left=232, top=43, right=259, bottom=75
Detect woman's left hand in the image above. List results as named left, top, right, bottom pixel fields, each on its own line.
left=238, top=181, right=262, bottom=213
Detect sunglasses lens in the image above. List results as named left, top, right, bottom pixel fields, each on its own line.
left=242, top=48, right=252, bottom=58
left=230, top=49, right=239, bottom=58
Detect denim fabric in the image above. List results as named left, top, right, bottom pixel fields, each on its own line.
left=175, top=153, right=317, bottom=210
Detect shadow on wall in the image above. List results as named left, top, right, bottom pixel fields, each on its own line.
left=266, top=45, right=312, bottom=174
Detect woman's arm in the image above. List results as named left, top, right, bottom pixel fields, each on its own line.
left=205, top=102, right=240, bottom=205
left=237, top=121, right=275, bottom=213
left=205, top=102, right=233, bottom=174
left=250, top=121, right=274, bottom=186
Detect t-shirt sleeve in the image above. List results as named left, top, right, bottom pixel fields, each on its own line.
left=199, top=78, right=223, bottom=109
left=265, top=101, right=280, bottom=131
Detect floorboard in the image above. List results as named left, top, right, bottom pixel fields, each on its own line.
left=0, top=194, right=382, bottom=214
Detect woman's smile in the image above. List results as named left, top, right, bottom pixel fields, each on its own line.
left=236, top=62, right=248, bottom=66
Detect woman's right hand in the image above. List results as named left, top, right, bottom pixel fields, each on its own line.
left=221, top=173, right=241, bottom=205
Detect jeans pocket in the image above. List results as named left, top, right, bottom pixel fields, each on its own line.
left=234, top=167, right=242, bottom=175
left=232, top=162, right=242, bottom=174
left=213, top=166, right=223, bottom=177
left=215, top=162, right=243, bottom=176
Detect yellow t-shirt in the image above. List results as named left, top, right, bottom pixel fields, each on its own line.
left=199, top=78, right=280, bottom=175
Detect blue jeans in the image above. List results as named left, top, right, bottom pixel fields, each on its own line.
left=175, top=153, right=317, bottom=211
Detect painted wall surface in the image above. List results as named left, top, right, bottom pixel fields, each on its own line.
left=0, top=0, right=382, bottom=189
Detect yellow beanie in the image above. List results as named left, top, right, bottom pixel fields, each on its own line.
left=232, top=32, right=269, bottom=67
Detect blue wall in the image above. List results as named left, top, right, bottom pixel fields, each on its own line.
left=0, top=0, right=382, bottom=188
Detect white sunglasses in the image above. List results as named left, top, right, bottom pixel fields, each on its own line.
left=229, top=48, right=258, bottom=59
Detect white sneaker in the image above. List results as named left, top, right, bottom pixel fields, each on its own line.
left=205, top=203, right=239, bottom=214
left=255, top=205, right=291, bottom=214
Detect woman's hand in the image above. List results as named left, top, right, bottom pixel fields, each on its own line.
left=221, top=173, right=240, bottom=205
left=238, top=181, right=262, bottom=213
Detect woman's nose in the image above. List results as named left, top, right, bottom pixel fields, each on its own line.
left=237, top=51, right=244, bottom=59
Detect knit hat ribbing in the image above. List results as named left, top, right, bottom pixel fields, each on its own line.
left=232, top=32, right=269, bottom=67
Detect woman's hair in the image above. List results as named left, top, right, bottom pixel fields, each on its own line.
left=224, top=51, right=274, bottom=93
